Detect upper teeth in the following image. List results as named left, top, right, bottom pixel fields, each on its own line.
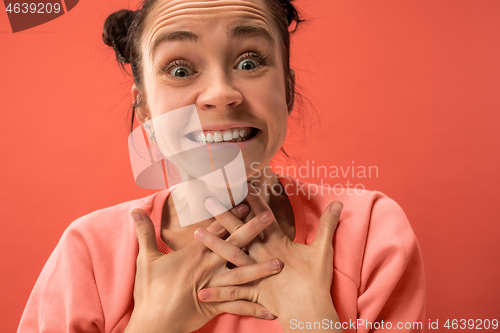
left=191, top=127, right=253, bottom=143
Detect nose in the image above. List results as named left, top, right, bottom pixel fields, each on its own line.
left=196, top=70, right=243, bottom=111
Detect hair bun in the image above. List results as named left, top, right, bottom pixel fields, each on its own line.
left=283, top=0, right=304, bottom=32
left=102, top=9, right=136, bottom=64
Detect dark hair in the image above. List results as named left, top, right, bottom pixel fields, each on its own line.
left=103, top=0, right=307, bottom=158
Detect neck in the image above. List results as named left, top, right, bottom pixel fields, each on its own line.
left=246, top=165, right=282, bottom=207
left=161, top=165, right=295, bottom=250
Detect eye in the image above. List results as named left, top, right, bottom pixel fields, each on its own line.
left=236, top=51, right=269, bottom=72
left=171, top=67, right=192, bottom=78
left=160, top=60, right=196, bottom=79
left=237, top=59, right=260, bottom=71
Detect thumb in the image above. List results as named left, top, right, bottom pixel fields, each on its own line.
left=131, top=209, right=162, bottom=258
left=312, top=201, right=343, bottom=250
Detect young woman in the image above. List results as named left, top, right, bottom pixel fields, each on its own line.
left=18, top=0, right=426, bottom=332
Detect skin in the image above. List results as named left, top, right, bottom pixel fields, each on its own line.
left=127, top=0, right=343, bottom=332
left=197, top=184, right=343, bottom=333
left=127, top=204, right=286, bottom=333
left=132, top=0, right=297, bottom=249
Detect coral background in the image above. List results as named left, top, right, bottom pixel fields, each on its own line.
left=1, top=0, right=499, bottom=331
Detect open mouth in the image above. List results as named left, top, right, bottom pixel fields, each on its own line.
left=186, top=127, right=260, bottom=144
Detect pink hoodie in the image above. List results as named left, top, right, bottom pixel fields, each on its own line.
left=18, top=174, right=425, bottom=332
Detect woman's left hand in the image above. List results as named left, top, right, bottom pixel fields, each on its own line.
left=194, top=183, right=343, bottom=332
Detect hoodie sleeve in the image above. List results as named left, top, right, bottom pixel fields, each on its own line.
left=18, top=223, right=104, bottom=333
left=356, top=195, right=426, bottom=332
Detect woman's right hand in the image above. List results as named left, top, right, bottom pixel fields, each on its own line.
left=124, top=204, right=283, bottom=333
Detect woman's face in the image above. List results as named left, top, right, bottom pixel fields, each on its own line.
left=134, top=0, right=294, bottom=178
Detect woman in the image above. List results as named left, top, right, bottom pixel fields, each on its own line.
left=18, top=0, right=426, bottom=332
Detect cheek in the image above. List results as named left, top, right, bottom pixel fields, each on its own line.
left=146, top=81, right=194, bottom=116
left=246, top=75, right=288, bottom=115
left=142, top=64, right=197, bottom=114
left=256, top=85, right=289, bottom=135
left=246, top=87, right=289, bottom=153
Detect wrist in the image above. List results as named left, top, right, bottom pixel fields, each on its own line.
left=276, top=292, right=341, bottom=333
left=275, top=286, right=333, bottom=315
left=126, top=307, right=185, bottom=333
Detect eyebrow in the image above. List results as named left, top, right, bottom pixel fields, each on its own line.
left=150, top=25, right=275, bottom=58
left=228, top=25, right=275, bottom=45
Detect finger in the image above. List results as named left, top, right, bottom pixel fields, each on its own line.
left=131, top=209, right=162, bottom=259
left=211, top=258, right=283, bottom=287
left=226, top=210, right=275, bottom=248
left=194, top=228, right=255, bottom=266
left=213, top=301, right=277, bottom=320
left=205, top=220, right=227, bottom=239
left=205, top=197, right=245, bottom=234
left=233, top=203, right=250, bottom=220
left=199, top=203, right=251, bottom=254
left=198, top=285, right=254, bottom=303
left=311, top=201, right=342, bottom=250
left=205, top=203, right=250, bottom=238
left=240, top=209, right=263, bottom=241
left=200, top=207, right=274, bottom=250
left=246, top=183, right=284, bottom=241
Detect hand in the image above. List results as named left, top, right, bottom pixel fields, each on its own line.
left=195, top=183, right=343, bottom=331
left=125, top=203, right=284, bottom=333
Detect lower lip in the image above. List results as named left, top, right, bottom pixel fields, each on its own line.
left=187, top=129, right=262, bottom=149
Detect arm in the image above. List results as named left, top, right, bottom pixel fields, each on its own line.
left=18, top=225, right=104, bottom=332
left=356, top=196, right=426, bottom=332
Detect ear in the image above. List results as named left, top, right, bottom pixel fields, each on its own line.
left=287, top=69, right=296, bottom=116
left=131, top=84, right=150, bottom=126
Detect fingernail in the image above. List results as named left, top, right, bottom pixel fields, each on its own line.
left=330, top=201, right=343, bottom=216
left=194, top=229, right=207, bottom=240
left=237, top=204, right=249, bottom=215
left=259, top=212, right=272, bottom=223
left=199, top=290, right=210, bottom=301
left=269, top=259, right=282, bottom=271
left=263, top=311, right=276, bottom=320
left=205, top=197, right=218, bottom=210
left=131, top=211, right=143, bottom=223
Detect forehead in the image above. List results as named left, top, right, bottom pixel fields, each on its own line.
left=143, top=0, right=277, bottom=55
